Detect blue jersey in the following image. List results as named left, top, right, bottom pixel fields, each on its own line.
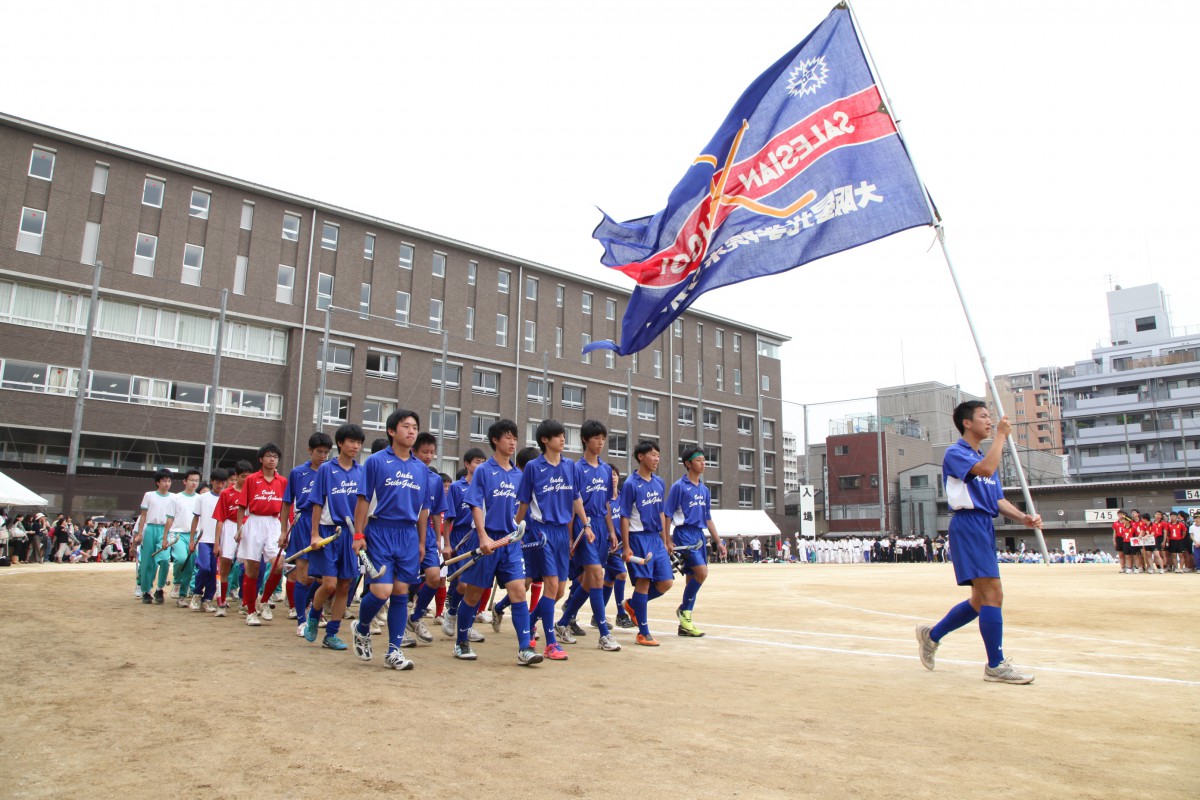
left=361, top=448, right=432, bottom=524
left=620, top=471, right=666, bottom=534
left=576, top=458, right=614, bottom=524
left=447, top=477, right=473, bottom=531
left=466, top=457, right=521, bottom=533
left=518, top=454, right=581, bottom=525
left=943, top=438, right=1001, bottom=517
left=283, top=461, right=320, bottom=514
left=426, top=470, right=449, bottom=519
left=313, top=459, right=364, bottom=528
left=666, top=476, right=712, bottom=528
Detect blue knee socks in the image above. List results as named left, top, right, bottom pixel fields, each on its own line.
left=510, top=600, right=532, bottom=650
left=456, top=599, right=475, bottom=644
left=613, top=578, right=626, bottom=611
left=588, top=588, right=609, bottom=636
left=631, top=591, right=650, bottom=636
left=411, top=582, right=436, bottom=621
left=387, top=595, right=409, bottom=652
left=357, top=592, right=386, bottom=634
left=537, top=595, right=558, bottom=647
left=930, top=599, right=978, bottom=642
left=293, top=581, right=310, bottom=625
left=978, top=605, right=1004, bottom=667
left=681, top=577, right=701, bottom=612
left=557, top=584, right=586, bottom=627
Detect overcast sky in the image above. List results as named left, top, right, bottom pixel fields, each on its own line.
left=5, top=0, right=1197, bottom=442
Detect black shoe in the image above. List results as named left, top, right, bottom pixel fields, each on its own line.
left=142, top=593, right=153, bottom=604
left=153, top=589, right=164, bottom=604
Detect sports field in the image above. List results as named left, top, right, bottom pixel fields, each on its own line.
left=1, top=562, right=1195, bottom=799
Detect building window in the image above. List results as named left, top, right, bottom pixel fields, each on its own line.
left=737, top=415, right=753, bottom=435
left=765, top=488, right=776, bottom=509
left=362, top=398, right=396, bottom=431
left=81, top=221, right=101, bottom=265
left=181, top=244, right=204, bottom=286
left=762, top=374, right=770, bottom=391
left=27, top=148, right=55, bottom=181
left=673, top=354, right=683, bottom=383
left=703, top=409, right=720, bottom=429
left=653, top=350, right=662, bottom=379
left=496, top=314, right=508, bottom=347
left=525, top=276, right=538, bottom=301
left=17, top=208, right=46, bottom=255
left=582, top=292, right=592, bottom=314
left=234, top=256, right=248, bottom=295
left=582, top=333, right=592, bottom=364
left=609, top=392, right=628, bottom=417
left=673, top=319, right=683, bottom=338
left=606, top=298, right=617, bottom=320
left=133, top=233, right=157, bottom=276
left=715, top=364, right=724, bottom=391
left=318, top=343, right=353, bottom=372
left=1135, top=316, right=1157, bottom=332
left=524, top=320, right=536, bottom=352
left=758, top=339, right=781, bottom=359
left=764, top=453, right=775, bottom=473
left=282, top=213, right=301, bottom=242
left=92, top=163, right=110, bottom=195
left=276, top=265, right=295, bottom=303
left=366, top=351, right=400, bottom=379
left=869, top=474, right=879, bottom=488
left=910, top=474, right=929, bottom=488
left=733, top=368, right=742, bottom=395
left=738, top=449, right=754, bottom=471
left=556, top=285, right=564, bottom=308
left=399, top=244, right=414, bottom=270
left=709, top=482, right=722, bottom=506
left=838, top=476, right=861, bottom=490
left=140, top=177, right=165, bottom=208
left=467, top=260, right=477, bottom=284
left=316, top=272, right=334, bottom=310
left=763, top=420, right=775, bottom=439
left=187, top=190, right=210, bottom=219
left=678, top=405, right=695, bottom=426
left=733, top=333, right=742, bottom=353
left=321, top=223, right=339, bottom=251
left=359, top=283, right=371, bottom=318
left=697, top=323, right=703, bottom=343
left=430, top=298, right=443, bottom=332
left=472, top=369, right=499, bottom=395
left=431, top=361, right=461, bottom=388
left=394, top=291, right=410, bottom=324
left=562, top=384, right=584, bottom=409
left=702, top=444, right=721, bottom=466
left=316, top=394, right=350, bottom=424
left=834, top=445, right=849, bottom=456
left=608, top=433, right=628, bottom=458
left=638, top=397, right=657, bottom=421
left=364, top=234, right=375, bottom=260
left=470, top=414, right=497, bottom=441
left=498, top=269, right=510, bottom=294
left=716, top=329, right=724, bottom=348
left=239, top=201, right=254, bottom=230
left=526, top=377, right=548, bottom=403
left=738, top=486, right=754, bottom=508
left=430, top=408, right=460, bottom=438
left=465, top=307, right=475, bottom=340
left=564, top=424, right=582, bottom=452
left=605, top=350, right=615, bottom=369
left=555, top=327, right=563, bottom=358
left=432, top=252, right=446, bottom=278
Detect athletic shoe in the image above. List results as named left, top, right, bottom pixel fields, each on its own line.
left=408, top=618, right=434, bottom=643
left=984, top=659, right=1034, bottom=684
left=622, top=599, right=639, bottom=628
left=353, top=624, right=372, bottom=660
left=214, top=603, right=227, bottom=617
left=676, top=607, right=705, bottom=637
left=153, top=590, right=165, bottom=605
left=590, top=616, right=614, bottom=629
left=189, top=595, right=202, bottom=610
left=433, top=614, right=443, bottom=624
left=453, top=642, right=477, bottom=661
left=517, top=647, right=544, bottom=666
left=296, top=623, right=306, bottom=637
left=260, top=604, right=274, bottom=622
left=554, top=624, right=577, bottom=645
left=246, top=612, right=262, bottom=626
left=568, top=620, right=587, bottom=637
left=134, top=587, right=142, bottom=598
left=169, top=586, right=179, bottom=599
left=597, top=634, right=622, bottom=652
left=915, top=625, right=938, bottom=671
left=544, top=643, right=569, bottom=661
left=176, top=598, right=189, bottom=608
left=322, top=635, right=348, bottom=651
left=141, top=593, right=152, bottom=605
left=304, top=617, right=320, bottom=643
left=272, top=589, right=284, bottom=603
left=635, top=633, right=660, bottom=647
left=441, top=613, right=456, bottom=638
left=384, top=647, right=414, bottom=671
left=370, top=620, right=382, bottom=636
left=467, top=627, right=485, bottom=643
left=476, top=610, right=493, bottom=624
left=287, top=607, right=297, bottom=619
left=202, top=600, right=215, bottom=613
left=491, top=606, right=504, bottom=633
left=400, top=632, right=416, bottom=648
left=615, top=613, right=635, bottom=629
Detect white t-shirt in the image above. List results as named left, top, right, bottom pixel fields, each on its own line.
left=1190, top=523, right=1200, bottom=545
left=750, top=538, right=762, bottom=552
left=169, top=492, right=201, bottom=534
left=140, top=491, right=175, bottom=526
left=196, top=491, right=220, bottom=544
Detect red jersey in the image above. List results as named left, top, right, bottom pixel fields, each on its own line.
left=1151, top=521, right=1167, bottom=539
left=214, top=485, right=241, bottom=524
left=1131, top=519, right=1150, bottom=538
left=238, top=471, right=287, bottom=517
left=1167, top=521, right=1187, bottom=540
left=1113, top=521, right=1131, bottom=541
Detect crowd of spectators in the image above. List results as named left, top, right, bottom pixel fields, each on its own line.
left=1, top=512, right=136, bottom=564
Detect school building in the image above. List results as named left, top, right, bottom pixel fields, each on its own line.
left=0, top=113, right=788, bottom=519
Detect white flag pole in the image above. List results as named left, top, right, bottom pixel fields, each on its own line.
left=842, top=0, right=1051, bottom=563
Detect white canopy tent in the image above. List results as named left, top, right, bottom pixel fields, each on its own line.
left=0, top=471, right=49, bottom=507
left=707, top=509, right=780, bottom=538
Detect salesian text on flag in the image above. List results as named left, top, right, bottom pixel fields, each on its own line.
left=587, top=4, right=934, bottom=356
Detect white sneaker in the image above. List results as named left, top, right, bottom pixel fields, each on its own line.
left=384, top=648, right=414, bottom=671
left=202, top=600, right=216, bottom=613
left=467, top=627, right=485, bottom=643
left=189, top=595, right=202, bottom=610
left=554, top=624, right=577, bottom=645
left=296, top=623, right=306, bottom=637
left=984, top=658, right=1034, bottom=684
left=246, top=612, right=262, bottom=627
left=353, top=624, right=373, bottom=661
left=169, top=586, right=179, bottom=599
left=476, top=610, right=493, bottom=624
left=370, top=619, right=383, bottom=635
left=260, top=604, right=274, bottom=621
left=598, top=634, right=622, bottom=651
left=408, top=618, right=434, bottom=643
left=915, top=625, right=938, bottom=671
left=441, top=613, right=456, bottom=638
left=214, top=604, right=227, bottom=617
left=288, top=607, right=297, bottom=619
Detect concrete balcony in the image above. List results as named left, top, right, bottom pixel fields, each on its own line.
left=1169, top=385, right=1200, bottom=401
left=1079, top=452, right=1145, bottom=469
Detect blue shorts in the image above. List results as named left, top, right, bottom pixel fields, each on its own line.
left=570, top=519, right=604, bottom=568
left=420, top=527, right=440, bottom=571
left=364, top=520, right=420, bottom=586
left=948, top=512, right=1000, bottom=586
left=458, top=528, right=527, bottom=589
left=671, top=526, right=709, bottom=574
left=308, top=523, right=358, bottom=580
left=525, top=521, right=570, bottom=582
left=628, top=532, right=672, bottom=583
left=603, top=550, right=627, bottom=581
left=285, top=514, right=313, bottom=559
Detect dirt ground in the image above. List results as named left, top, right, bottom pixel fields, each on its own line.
left=0, top=561, right=1196, bottom=800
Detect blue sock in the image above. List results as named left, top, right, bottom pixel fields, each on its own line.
left=326, top=618, right=341, bottom=636
left=494, top=594, right=511, bottom=614
left=388, top=595, right=409, bottom=652
left=357, top=592, right=386, bottom=634
left=681, top=577, right=701, bottom=612
left=613, top=578, right=626, bottom=611
left=447, top=581, right=463, bottom=617
left=588, top=588, right=609, bottom=636
left=648, top=584, right=664, bottom=601
left=510, top=600, right=532, bottom=650
left=930, top=599, right=979, bottom=642
left=631, top=591, right=650, bottom=636
left=293, top=581, right=310, bottom=625
left=557, top=584, right=586, bottom=627
left=603, top=583, right=613, bottom=609
left=457, top=598, right=475, bottom=644
left=537, top=595, right=558, bottom=646
left=978, top=605, right=1004, bottom=667
left=411, top=582, right=436, bottom=621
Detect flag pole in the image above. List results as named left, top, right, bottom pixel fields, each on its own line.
left=843, top=0, right=1051, bottom=563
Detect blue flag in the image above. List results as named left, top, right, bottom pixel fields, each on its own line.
left=589, top=6, right=934, bottom=355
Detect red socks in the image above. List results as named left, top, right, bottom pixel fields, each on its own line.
left=259, top=569, right=282, bottom=605
left=478, top=587, right=492, bottom=613
left=242, top=574, right=257, bottom=613
left=530, top=581, right=543, bottom=609
left=285, top=580, right=295, bottom=609
left=435, top=584, right=446, bottom=617
left=219, top=580, right=228, bottom=605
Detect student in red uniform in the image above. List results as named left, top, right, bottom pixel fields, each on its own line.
left=1111, top=511, right=1128, bottom=573
left=1165, top=511, right=1188, bottom=572
left=1149, top=511, right=1167, bottom=574
left=213, top=460, right=252, bottom=616
left=1129, top=509, right=1152, bottom=574
left=235, top=444, right=288, bottom=626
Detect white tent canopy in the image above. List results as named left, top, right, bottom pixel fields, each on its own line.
left=0, top=471, right=49, bottom=507
left=708, top=509, right=780, bottom=538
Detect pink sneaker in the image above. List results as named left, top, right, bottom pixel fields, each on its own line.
left=543, top=643, right=569, bottom=661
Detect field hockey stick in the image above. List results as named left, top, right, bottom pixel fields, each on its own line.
left=345, top=517, right=386, bottom=579
left=569, top=517, right=592, bottom=556
left=152, top=533, right=179, bottom=557
left=628, top=551, right=654, bottom=566
left=444, top=520, right=527, bottom=566
left=285, top=527, right=341, bottom=564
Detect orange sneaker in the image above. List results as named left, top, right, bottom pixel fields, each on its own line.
left=635, top=633, right=659, bottom=647
left=623, top=599, right=640, bottom=628
left=544, top=643, right=569, bottom=660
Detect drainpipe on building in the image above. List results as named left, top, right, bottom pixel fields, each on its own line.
left=202, top=289, right=228, bottom=478
left=63, top=260, right=102, bottom=517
